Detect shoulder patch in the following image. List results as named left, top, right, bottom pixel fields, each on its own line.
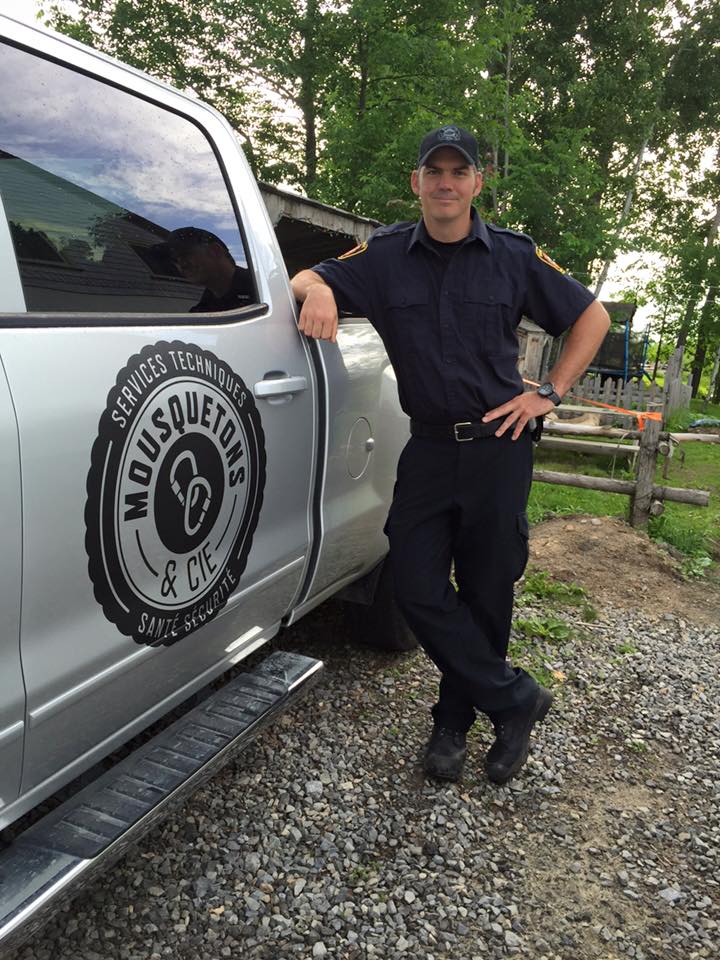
left=338, top=241, right=368, bottom=260
left=535, top=246, right=565, bottom=273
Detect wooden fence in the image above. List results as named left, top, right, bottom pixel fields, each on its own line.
left=570, top=373, right=664, bottom=411
left=534, top=417, right=714, bottom=527
left=530, top=348, right=710, bottom=526
left=570, top=348, right=692, bottom=417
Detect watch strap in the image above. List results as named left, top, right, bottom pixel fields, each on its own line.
left=538, top=382, right=562, bottom=406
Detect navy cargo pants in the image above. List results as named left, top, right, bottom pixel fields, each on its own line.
left=386, top=430, right=538, bottom=731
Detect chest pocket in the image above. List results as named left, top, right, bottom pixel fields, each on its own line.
left=462, top=280, right=516, bottom=357
left=382, top=285, right=431, bottom=350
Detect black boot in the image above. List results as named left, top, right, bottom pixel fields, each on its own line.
left=423, top=726, right=467, bottom=781
left=485, top=687, right=553, bottom=784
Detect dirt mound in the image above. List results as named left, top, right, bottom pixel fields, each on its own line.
left=529, top=515, right=720, bottom=627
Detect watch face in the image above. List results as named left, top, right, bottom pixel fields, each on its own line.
left=538, top=383, right=553, bottom=396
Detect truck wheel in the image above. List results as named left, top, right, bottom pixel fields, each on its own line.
left=344, top=557, right=418, bottom=652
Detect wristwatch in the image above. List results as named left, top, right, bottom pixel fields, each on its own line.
left=537, top=381, right=562, bottom=406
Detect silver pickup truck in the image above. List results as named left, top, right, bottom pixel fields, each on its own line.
left=0, top=15, right=410, bottom=950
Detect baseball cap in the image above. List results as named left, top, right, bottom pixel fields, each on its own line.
left=417, top=125, right=479, bottom=169
left=158, top=227, right=229, bottom=254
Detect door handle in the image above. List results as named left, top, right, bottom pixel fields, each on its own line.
left=253, top=375, right=308, bottom=398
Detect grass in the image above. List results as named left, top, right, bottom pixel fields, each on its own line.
left=348, top=861, right=380, bottom=885
left=528, top=442, right=633, bottom=525
left=529, top=398, right=720, bottom=581
left=665, top=398, right=720, bottom=431
left=521, top=568, right=588, bottom=604
left=514, top=615, right=573, bottom=644
left=616, top=641, right=638, bottom=655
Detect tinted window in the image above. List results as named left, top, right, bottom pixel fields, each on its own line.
left=0, top=42, right=255, bottom=315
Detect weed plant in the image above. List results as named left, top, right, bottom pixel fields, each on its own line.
left=511, top=568, right=597, bottom=688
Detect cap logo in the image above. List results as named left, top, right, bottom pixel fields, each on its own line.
left=437, top=126, right=461, bottom=142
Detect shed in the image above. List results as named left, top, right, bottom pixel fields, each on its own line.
left=259, top=182, right=380, bottom=276
left=517, top=317, right=554, bottom=383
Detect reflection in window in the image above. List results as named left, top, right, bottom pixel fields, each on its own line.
left=10, top=223, right=66, bottom=264
left=0, top=45, right=255, bottom=315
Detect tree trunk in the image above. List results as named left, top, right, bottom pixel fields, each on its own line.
left=357, top=33, right=368, bottom=120
left=491, top=142, right=499, bottom=215
left=503, top=39, right=512, bottom=184
left=676, top=297, right=697, bottom=349
left=594, top=136, right=649, bottom=298
left=703, top=343, right=720, bottom=409
left=676, top=200, right=720, bottom=348
left=690, top=337, right=707, bottom=397
left=690, top=284, right=717, bottom=395
left=652, top=297, right=669, bottom=380
left=299, top=0, right=319, bottom=190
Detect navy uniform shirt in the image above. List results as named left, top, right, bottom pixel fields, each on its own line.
left=312, top=212, right=596, bottom=424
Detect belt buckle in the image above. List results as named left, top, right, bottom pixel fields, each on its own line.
left=453, top=421, right=473, bottom=442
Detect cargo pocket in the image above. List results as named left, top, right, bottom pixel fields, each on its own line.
left=513, top=511, right=530, bottom=582
left=383, top=440, right=411, bottom=537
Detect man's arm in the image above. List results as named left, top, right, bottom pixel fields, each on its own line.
left=291, top=269, right=339, bottom=343
left=483, top=299, right=611, bottom=440
left=543, top=299, right=611, bottom=397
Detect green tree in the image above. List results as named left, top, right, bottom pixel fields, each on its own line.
left=508, top=0, right=675, bottom=278
left=314, top=0, right=520, bottom=221
left=44, top=0, right=720, bottom=396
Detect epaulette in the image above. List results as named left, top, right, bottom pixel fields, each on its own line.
left=369, top=221, right=416, bottom=241
left=485, top=222, right=533, bottom=244
left=338, top=222, right=413, bottom=259
left=487, top=224, right=567, bottom=273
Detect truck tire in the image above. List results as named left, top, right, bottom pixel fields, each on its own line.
left=343, top=556, right=418, bottom=652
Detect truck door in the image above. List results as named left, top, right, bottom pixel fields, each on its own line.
left=0, top=220, right=24, bottom=816
left=0, top=27, right=315, bottom=793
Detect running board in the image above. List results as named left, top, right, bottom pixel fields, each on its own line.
left=0, top=651, right=323, bottom=954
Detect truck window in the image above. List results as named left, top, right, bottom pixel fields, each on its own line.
left=0, top=42, right=256, bottom=316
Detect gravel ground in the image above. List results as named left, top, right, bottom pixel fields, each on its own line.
left=8, top=590, right=720, bottom=960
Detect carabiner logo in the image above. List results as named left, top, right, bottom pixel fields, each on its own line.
left=169, top=450, right=213, bottom=537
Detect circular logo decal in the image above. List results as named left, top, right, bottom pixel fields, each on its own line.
left=85, top=341, right=266, bottom=646
left=437, top=125, right=461, bottom=142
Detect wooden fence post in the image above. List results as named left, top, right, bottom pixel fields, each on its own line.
left=631, top=418, right=662, bottom=528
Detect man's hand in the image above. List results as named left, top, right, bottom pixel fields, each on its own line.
left=292, top=272, right=339, bottom=342
left=298, top=284, right=339, bottom=342
left=483, top=299, right=611, bottom=440
left=482, top=391, right=555, bottom=440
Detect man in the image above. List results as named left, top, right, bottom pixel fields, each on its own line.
left=291, top=125, right=609, bottom=784
left=160, top=227, right=254, bottom=312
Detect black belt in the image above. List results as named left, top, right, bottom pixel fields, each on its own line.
left=410, top=419, right=499, bottom=441
left=410, top=418, right=543, bottom=442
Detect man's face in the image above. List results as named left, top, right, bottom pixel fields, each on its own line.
left=410, top=147, right=482, bottom=226
left=172, top=243, right=219, bottom=285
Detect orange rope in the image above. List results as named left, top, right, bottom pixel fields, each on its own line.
left=523, top=378, right=663, bottom=431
